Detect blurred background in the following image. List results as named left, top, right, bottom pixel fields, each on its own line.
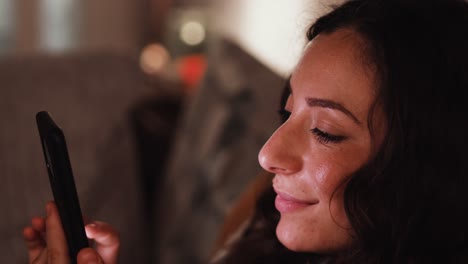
left=0, top=0, right=328, bottom=74
left=0, top=0, right=340, bottom=263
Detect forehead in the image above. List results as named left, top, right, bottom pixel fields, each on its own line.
left=290, top=29, right=376, bottom=123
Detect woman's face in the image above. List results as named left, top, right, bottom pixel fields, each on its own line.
left=258, top=29, right=381, bottom=253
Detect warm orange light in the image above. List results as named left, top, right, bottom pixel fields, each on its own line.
left=139, top=43, right=171, bottom=75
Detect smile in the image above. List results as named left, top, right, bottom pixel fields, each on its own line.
left=274, top=191, right=318, bottom=213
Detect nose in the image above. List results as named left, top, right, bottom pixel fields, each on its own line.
left=258, top=122, right=302, bottom=175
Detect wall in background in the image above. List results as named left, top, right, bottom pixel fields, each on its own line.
left=210, top=0, right=344, bottom=76
left=6, top=0, right=155, bottom=55
left=0, top=0, right=14, bottom=53
left=2, top=0, right=344, bottom=75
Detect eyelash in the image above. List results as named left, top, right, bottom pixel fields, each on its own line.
left=278, top=109, right=346, bottom=144
left=311, top=128, right=346, bottom=144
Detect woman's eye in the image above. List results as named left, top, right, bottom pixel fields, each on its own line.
left=311, top=128, right=346, bottom=144
left=278, top=109, right=291, bottom=123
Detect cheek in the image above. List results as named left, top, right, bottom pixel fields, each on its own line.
left=302, top=158, right=349, bottom=202
left=313, top=164, right=328, bottom=186
left=302, top=147, right=368, bottom=222
left=308, top=142, right=371, bottom=194
left=276, top=139, right=372, bottom=252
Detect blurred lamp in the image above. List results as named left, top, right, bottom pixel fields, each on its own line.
left=179, top=21, right=205, bottom=46
left=140, top=43, right=170, bottom=75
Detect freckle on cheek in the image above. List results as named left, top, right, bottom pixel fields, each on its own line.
left=315, top=166, right=329, bottom=185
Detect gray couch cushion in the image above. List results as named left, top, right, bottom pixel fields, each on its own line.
left=156, top=39, right=285, bottom=264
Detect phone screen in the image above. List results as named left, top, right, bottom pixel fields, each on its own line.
left=36, top=111, right=88, bottom=263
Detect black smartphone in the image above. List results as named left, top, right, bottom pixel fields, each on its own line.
left=36, top=111, right=88, bottom=263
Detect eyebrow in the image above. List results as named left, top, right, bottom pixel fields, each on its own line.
left=287, top=79, right=362, bottom=125
left=306, top=98, right=362, bottom=125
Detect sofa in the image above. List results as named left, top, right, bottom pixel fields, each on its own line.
left=0, top=39, right=284, bottom=264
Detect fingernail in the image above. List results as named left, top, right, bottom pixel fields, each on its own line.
left=86, top=223, right=98, bottom=230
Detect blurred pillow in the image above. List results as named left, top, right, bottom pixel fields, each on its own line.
left=156, top=39, right=285, bottom=264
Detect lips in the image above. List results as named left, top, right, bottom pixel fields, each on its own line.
left=274, top=190, right=318, bottom=213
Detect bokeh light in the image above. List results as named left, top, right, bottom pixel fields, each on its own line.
left=139, top=43, right=171, bottom=75
left=179, top=21, right=205, bottom=46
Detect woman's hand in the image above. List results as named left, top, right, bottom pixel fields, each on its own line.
left=23, top=202, right=120, bottom=264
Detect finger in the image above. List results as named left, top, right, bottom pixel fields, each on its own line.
left=85, top=221, right=119, bottom=264
left=45, top=201, right=70, bottom=264
left=32, top=247, right=48, bottom=264
left=80, top=216, right=96, bottom=247
left=31, top=216, right=46, bottom=233
left=23, top=226, right=45, bottom=263
left=77, top=248, right=104, bottom=264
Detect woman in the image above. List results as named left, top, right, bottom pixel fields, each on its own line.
left=23, top=0, right=468, bottom=263
left=216, top=0, right=468, bottom=263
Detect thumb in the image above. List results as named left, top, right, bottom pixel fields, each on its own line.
left=85, top=221, right=119, bottom=264
left=77, top=248, right=104, bottom=264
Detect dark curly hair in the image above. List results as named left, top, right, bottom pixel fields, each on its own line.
left=217, top=0, right=468, bottom=263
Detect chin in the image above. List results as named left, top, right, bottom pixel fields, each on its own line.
left=275, top=218, right=314, bottom=252
left=275, top=216, right=353, bottom=254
